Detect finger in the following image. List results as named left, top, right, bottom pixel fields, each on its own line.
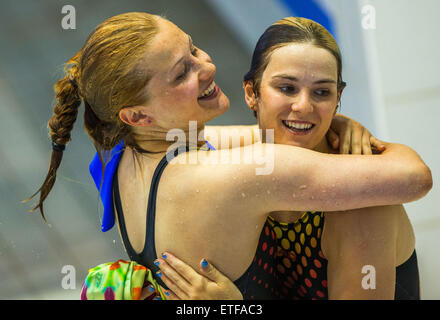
left=326, top=128, right=339, bottom=149
left=156, top=269, right=189, bottom=300
left=350, top=125, right=363, bottom=155
left=199, top=259, right=227, bottom=283
left=370, top=136, right=386, bottom=152
left=159, top=285, right=180, bottom=300
left=156, top=258, right=192, bottom=295
left=338, top=127, right=351, bottom=154
left=160, top=252, right=203, bottom=284
left=361, top=130, right=372, bottom=155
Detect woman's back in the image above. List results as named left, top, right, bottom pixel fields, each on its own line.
left=116, top=147, right=268, bottom=281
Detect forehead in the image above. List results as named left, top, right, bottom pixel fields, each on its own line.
left=142, top=18, right=188, bottom=74
left=264, top=43, right=337, bottom=80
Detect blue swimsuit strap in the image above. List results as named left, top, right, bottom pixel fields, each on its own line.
left=89, top=140, right=216, bottom=232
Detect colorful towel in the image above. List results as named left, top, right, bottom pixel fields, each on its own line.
left=80, top=259, right=165, bottom=300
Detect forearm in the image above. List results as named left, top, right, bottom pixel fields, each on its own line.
left=380, top=142, right=433, bottom=200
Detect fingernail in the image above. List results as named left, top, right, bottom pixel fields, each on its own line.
left=154, top=260, right=160, bottom=266
left=162, top=253, right=167, bottom=259
left=201, top=259, right=209, bottom=268
left=156, top=271, right=162, bottom=278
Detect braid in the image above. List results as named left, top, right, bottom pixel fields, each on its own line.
left=23, top=59, right=82, bottom=223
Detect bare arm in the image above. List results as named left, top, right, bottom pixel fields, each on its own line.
left=188, top=140, right=432, bottom=216
left=323, top=205, right=407, bottom=299
left=264, top=141, right=431, bottom=213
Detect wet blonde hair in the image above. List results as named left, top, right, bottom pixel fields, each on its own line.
left=24, top=12, right=160, bottom=221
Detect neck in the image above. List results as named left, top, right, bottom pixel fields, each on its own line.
left=313, top=136, right=336, bottom=154
left=131, top=124, right=208, bottom=153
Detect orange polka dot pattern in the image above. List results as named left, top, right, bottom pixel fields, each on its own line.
left=243, top=211, right=328, bottom=299
left=269, top=211, right=328, bottom=299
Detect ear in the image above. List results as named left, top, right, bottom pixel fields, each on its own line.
left=334, top=87, right=345, bottom=116
left=243, top=81, right=258, bottom=111
left=337, top=87, right=344, bottom=103
left=119, top=106, right=153, bottom=127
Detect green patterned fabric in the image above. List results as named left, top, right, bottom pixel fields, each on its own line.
left=81, top=259, right=165, bottom=300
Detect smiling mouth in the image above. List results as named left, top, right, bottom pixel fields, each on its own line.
left=282, top=120, right=315, bottom=133
left=198, top=81, right=217, bottom=99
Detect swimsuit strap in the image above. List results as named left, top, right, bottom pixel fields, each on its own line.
left=113, top=146, right=189, bottom=288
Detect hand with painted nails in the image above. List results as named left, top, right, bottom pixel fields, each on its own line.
left=327, top=114, right=386, bottom=155
left=153, top=252, right=243, bottom=300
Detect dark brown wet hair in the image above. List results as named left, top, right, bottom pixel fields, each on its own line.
left=244, top=17, right=346, bottom=117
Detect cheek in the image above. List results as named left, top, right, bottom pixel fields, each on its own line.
left=316, top=103, right=337, bottom=127
left=259, top=90, right=289, bottom=118
left=163, top=82, right=199, bottom=107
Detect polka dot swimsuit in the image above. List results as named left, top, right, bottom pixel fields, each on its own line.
left=238, top=211, right=328, bottom=299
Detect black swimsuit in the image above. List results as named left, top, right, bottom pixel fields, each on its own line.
left=113, top=147, right=420, bottom=300
left=113, top=147, right=279, bottom=299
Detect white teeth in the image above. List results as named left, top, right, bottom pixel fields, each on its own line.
left=199, top=81, right=216, bottom=98
left=283, top=120, right=313, bottom=130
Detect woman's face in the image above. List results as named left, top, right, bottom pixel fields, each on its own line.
left=141, top=18, right=230, bottom=130
left=249, top=43, right=340, bottom=151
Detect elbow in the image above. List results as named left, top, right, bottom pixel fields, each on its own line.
left=410, top=164, right=433, bottom=200
left=421, top=165, right=433, bottom=194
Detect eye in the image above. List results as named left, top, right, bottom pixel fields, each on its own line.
left=191, top=46, right=198, bottom=57
left=176, top=66, right=188, bottom=81
left=279, top=85, right=297, bottom=94
left=315, top=89, right=330, bottom=97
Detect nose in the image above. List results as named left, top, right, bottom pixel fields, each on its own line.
left=291, top=89, right=313, bottom=113
left=196, top=51, right=216, bottom=83
left=198, top=61, right=216, bottom=83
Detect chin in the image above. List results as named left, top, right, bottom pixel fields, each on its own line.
left=214, top=95, right=230, bottom=116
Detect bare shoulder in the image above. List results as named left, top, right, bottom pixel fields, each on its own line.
left=322, top=205, right=415, bottom=265
left=161, top=146, right=274, bottom=217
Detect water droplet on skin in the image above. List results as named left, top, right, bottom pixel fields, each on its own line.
left=241, top=193, right=246, bottom=198
left=215, top=205, right=219, bottom=209
left=267, top=190, right=271, bottom=194
left=196, top=189, right=200, bottom=193
left=299, top=185, right=307, bottom=190
left=292, top=193, right=296, bottom=198
left=233, top=177, right=236, bottom=180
